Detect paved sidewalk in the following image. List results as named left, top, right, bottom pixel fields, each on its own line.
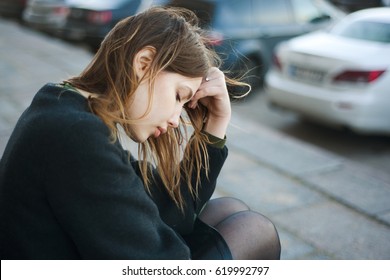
left=1, top=18, right=389, bottom=260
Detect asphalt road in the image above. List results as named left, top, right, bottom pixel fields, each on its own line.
left=231, top=89, right=390, bottom=175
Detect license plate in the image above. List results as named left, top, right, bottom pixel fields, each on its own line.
left=288, top=65, right=325, bottom=83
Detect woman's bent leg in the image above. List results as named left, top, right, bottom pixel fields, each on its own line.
left=199, top=197, right=281, bottom=260
left=198, top=197, right=250, bottom=226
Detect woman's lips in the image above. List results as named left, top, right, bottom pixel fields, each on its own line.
left=154, top=127, right=166, bottom=138
left=154, top=128, right=161, bottom=138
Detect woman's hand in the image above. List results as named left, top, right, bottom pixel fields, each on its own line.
left=188, top=67, right=231, bottom=139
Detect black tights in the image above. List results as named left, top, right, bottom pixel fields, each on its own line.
left=198, top=197, right=281, bottom=260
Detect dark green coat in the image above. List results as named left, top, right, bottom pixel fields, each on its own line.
left=0, top=84, right=228, bottom=259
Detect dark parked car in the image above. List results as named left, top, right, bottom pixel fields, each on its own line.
left=23, top=0, right=169, bottom=48
left=23, top=0, right=69, bottom=34
left=0, top=0, right=27, bottom=18
left=162, top=0, right=344, bottom=89
left=64, top=0, right=145, bottom=47
left=24, top=0, right=152, bottom=48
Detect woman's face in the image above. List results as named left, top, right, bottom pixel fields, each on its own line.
left=128, top=71, right=202, bottom=143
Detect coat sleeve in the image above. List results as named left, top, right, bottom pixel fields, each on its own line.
left=143, top=143, right=228, bottom=235
left=44, top=115, right=190, bottom=259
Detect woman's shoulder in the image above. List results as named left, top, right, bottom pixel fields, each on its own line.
left=12, top=83, right=111, bottom=151
left=27, top=83, right=104, bottom=130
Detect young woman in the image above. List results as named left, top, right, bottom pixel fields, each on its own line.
left=0, top=7, right=280, bottom=260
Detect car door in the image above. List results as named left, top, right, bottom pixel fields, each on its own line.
left=251, top=0, right=299, bottom=61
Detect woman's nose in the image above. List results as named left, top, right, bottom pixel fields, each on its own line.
left=168, top=107, right=182, bottom=128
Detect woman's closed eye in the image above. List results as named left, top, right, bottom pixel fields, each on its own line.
left=176, top=92, right=192, bottom=104
left=177, top=86, right=195, bottom=104
left=176, top=93, right=182, bottom=102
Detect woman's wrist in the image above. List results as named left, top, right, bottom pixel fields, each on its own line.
left=201, top=131, right=226, bottom=149
left=203, top=114, right=230, bottom=139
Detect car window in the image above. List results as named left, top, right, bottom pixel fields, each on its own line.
left=252, top=0, right=293, bottom=26
left=214, top=0, right=252, bottom=28
left=163, top=0, right=216, bottom=28
left=67, top=0, right=134, bottom=8
left=290, top=0, right=331, bottom=24
left=165, top=0, right=252, bottom=29
left=332, top=20, right=390, bottom=43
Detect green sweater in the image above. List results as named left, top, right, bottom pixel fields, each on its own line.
left=0, top=83, right=228, bottom=259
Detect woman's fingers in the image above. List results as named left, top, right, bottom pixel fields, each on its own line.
left=189, top=67, right=228, bottom=108
left=188, top=68, right=231, bottom=123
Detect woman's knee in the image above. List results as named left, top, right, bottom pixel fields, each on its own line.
left=246, top=211, right=281, bottom=259
left=198, top=197, right=250, bottom=226
left=217, top=210, right=281, bottom=260
left=203, top=197, right=250, bottom=213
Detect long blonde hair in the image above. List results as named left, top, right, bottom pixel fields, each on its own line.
left=67, top=7, right=248, bottom=211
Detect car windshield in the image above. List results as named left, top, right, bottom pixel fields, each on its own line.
left=163, top=0, right=252, bottom=29
left=163, top=0, right=216, bottom=28
left=213, top=0, right=252, bottom=28
left=67, top=0, right=134, bottom=9
left=331, top=20, right=390, bottom=43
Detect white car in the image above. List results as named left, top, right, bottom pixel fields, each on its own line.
left=265, top=7, right=390, bottom=135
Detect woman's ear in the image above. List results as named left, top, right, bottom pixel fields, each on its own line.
left=133, top=46, right=156, bottom=80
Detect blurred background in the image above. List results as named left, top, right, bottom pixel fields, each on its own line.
left=1, top=0, right=389, bottom=259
